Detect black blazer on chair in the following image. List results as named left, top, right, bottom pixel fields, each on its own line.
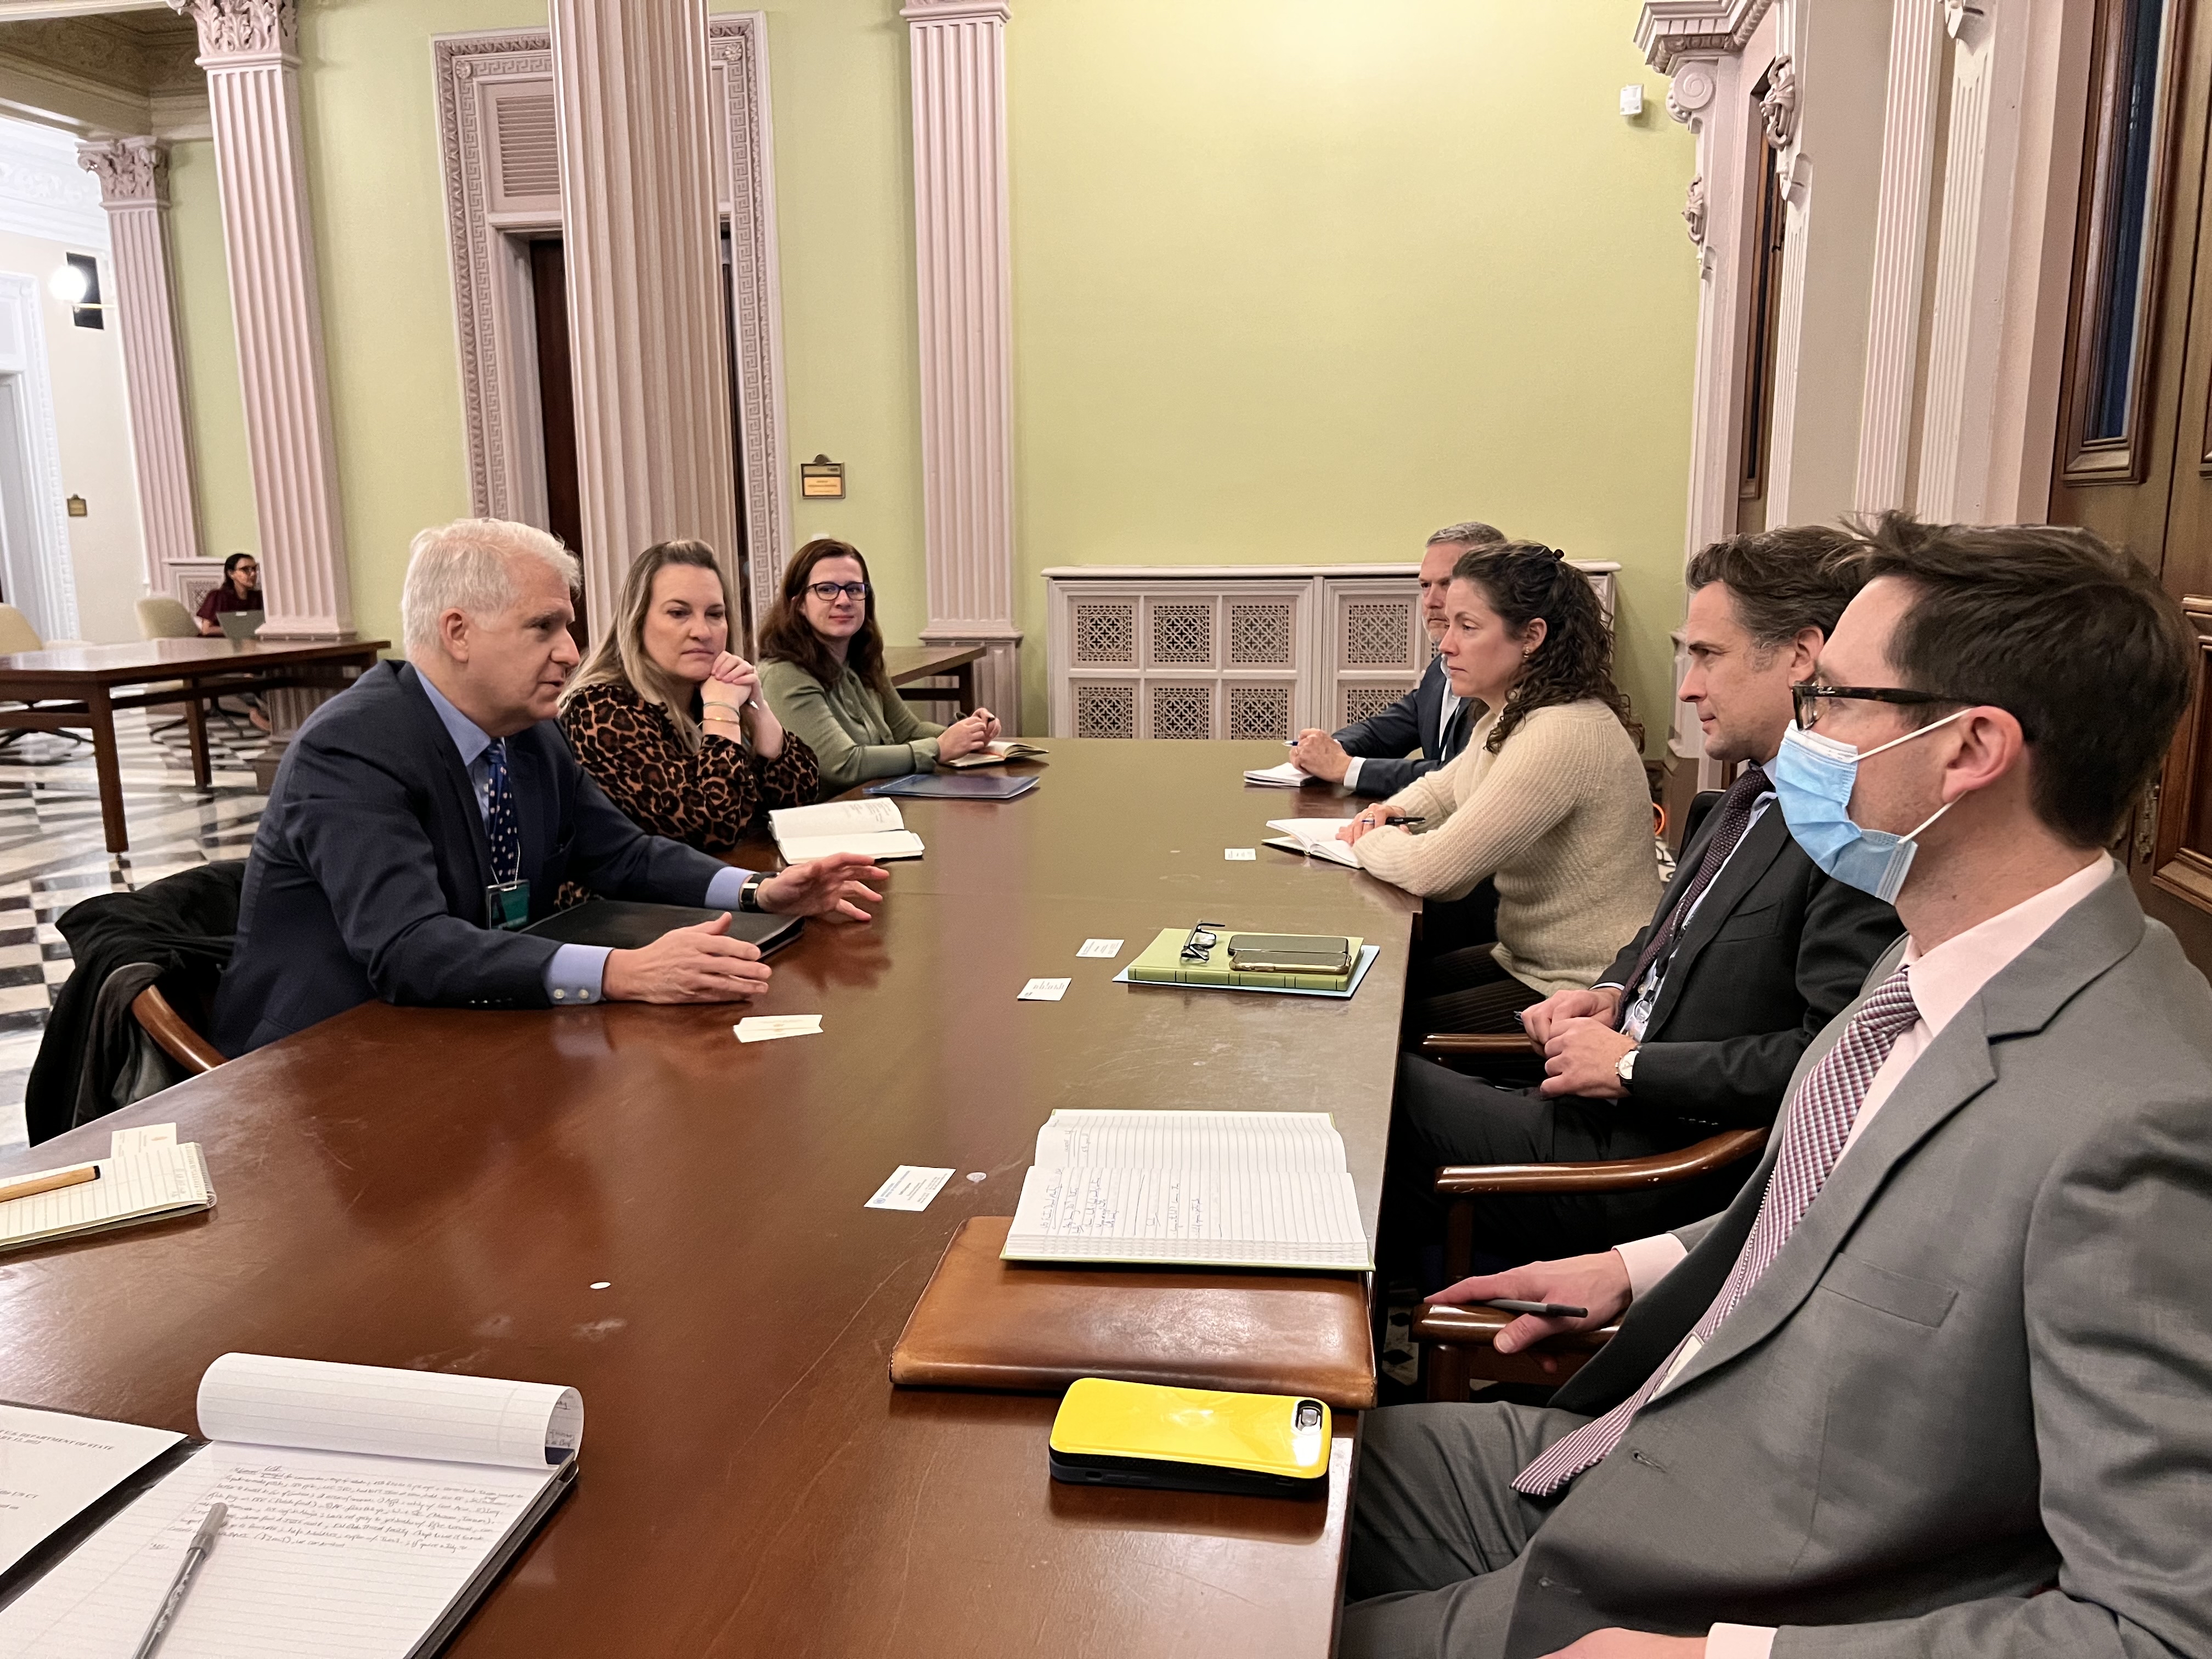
left=212, top=662, right=736, bottom=1056
left=1601, top=803, right=1901, bottom=1127
left=1332, top=655, right=1476, bottom=798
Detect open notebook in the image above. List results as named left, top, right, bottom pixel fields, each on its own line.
left=1264, top=818, right=1361, bottom=868
left=769, top=797, right=926, bottom=863
left=0, top=1353, right=581, bottom=1658
left=1002, top=1110, right=1372, bottom=1272
left=0, top=1124, right=213, bottom=1255
left=943, top=740, right=1047, bottom=770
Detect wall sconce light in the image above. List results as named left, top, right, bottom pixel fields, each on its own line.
left=48, top=255, right=104, bottom=330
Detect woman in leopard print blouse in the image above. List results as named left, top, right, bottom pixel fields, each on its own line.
left=558, top=541, right=818, bottom=854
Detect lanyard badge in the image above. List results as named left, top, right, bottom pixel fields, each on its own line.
left=485, top=878, right=531, bottom=930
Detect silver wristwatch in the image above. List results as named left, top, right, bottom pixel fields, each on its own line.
left=737, top=872, right=768, bottom=913
left=1616, top=1047, right=1639, bottom=1090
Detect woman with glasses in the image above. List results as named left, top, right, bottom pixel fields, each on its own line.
left=1336, top=541, right=1663, bottom=1033
left=757, top=538, right=1000, bottom=798
left=195, top=552, right=261, bottom=635
left=558, top=540, right=818, bottom=859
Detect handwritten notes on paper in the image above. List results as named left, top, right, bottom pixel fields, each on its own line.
left=1223, top=848, right=1257, bottom=861
left=1017, top=979, right=1070, bottom=1002
left=1075, top=939, right=1123, bottom=959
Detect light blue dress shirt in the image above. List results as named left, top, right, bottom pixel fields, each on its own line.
left=417, top=674, right=753, bottom=1006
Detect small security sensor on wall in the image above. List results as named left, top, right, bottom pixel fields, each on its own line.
left=1620, top=84, right=1646, bottom=119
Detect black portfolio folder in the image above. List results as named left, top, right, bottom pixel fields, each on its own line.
left=523, top=899, right=803, bottom=955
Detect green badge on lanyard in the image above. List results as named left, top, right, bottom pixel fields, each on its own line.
left=486, top=878, right=531, bottom=930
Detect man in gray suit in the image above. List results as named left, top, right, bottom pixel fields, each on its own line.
left=1342, top=514, right=2211, bottom=1659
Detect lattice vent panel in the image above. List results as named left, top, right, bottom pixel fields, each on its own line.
left=1149, top=684, right=1214, bottom=740
left=1148, top=602, right=1215, bottom=667
left=1071, top=601, right=1137, bottom=668
left=1227, top=602, right=1294, bottom=668
left=1343, top=601, right=1415, bottom=668
left=1340, top=682, right=1414, bottom=728
left=1073, top=682, right=1136, bottom=740
left=1227, top=685, right=1293, bottom=741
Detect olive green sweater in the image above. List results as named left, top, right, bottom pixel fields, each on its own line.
left=758, top=657, right=943, bottom=798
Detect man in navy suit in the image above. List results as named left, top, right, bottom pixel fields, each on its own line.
left=1288, top=519, right=1504, bottom=796
left=213, top=518, right=883, bottom=1056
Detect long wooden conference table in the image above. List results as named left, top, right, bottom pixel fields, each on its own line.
left=0, top=741, right=1415, bottom=1657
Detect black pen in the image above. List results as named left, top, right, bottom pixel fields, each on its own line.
left=1480, top=1299, right=1588, bottom=1318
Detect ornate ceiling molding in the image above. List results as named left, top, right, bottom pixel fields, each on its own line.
left=0, top=115, right=108, bottom=247
left=1634, top=0, right=1777, bottom=75
left=76, top=135, right=168, bottom=208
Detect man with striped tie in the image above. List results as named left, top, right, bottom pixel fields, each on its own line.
left=1342, top=515, right=2212, bottom=1659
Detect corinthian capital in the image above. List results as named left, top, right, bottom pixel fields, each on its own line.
left=167, top=0, right=298, bottom=63
left=77, top=138, right=171, bottom=208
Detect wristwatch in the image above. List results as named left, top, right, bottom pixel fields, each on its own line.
left=1616, top=1047, right=1638, bottom=1091
left=737, top=872, right=768, bottom=913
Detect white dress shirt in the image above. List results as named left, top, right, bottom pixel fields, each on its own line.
left=1604, top=854, right=2114, bottom=1659
left=1342, top=684, right=1462, bottom=792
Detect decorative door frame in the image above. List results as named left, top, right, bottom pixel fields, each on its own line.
left=433, top=14, right=792, bottom=639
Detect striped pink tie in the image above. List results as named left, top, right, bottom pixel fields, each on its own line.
left=1513, top=964, right=1920, bottom=1497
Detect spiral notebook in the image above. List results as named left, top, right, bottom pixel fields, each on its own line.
left=0, top=1354, right=581, bottom=1658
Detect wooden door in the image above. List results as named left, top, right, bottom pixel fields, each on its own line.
left=2049, top=0, right=2212, bottom=963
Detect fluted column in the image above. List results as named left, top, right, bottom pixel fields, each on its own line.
left=77, top=138, right=201, bottom=590
left=170, top=0, right=351, bottom=639
left=549, top=0, right=737, bottom=636
left=904, top=0, right=1021, bottom=729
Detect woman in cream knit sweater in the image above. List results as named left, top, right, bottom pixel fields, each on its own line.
left=1340, top=541, right=1662, bottom=1032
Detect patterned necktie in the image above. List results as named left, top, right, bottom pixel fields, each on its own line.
left=483, top=737, right=522, bottom=886
left=1621, top=764, right=1770, bottom=998
left=1512, top=964, right=1921, bottom=1497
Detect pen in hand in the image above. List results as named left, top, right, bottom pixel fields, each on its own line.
left=1480, top=1299, right=1588, bottom=1318
left=132, top=1501, right=226, bottom=1659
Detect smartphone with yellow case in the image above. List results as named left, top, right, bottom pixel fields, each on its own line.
left=1048, top=1378, right=1331, bottom=1497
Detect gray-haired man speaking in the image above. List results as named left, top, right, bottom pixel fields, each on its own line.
left=215, top=518, right=882, bottom=1055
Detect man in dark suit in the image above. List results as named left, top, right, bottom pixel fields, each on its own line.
left=1380, top=526, right=1900, bottom=1277
left=213, top=519, right=883, bottom=1056
left=1343, top=515, right=2210, bottom=1659
left=1288, top=519, right=1503, bottom=795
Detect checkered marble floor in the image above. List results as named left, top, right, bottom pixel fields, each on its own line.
left=0, top=707, right=268, bottom=1150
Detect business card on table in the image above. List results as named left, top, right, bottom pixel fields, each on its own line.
left=1018, top=978, right=1070, bottom=1002
left=1223, top=847, right=1257, bottom=861
left=865, top=1165, right=955, bottom=1212
left=1076, top=939, right=1122, bottom=959
left=735, top=1014, right=824, bottom=1043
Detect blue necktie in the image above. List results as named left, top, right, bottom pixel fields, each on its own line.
left=483, top=737, right=522, bottom=885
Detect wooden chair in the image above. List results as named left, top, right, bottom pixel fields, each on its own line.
left=130, top=984, right=225, bottom=1075
left=1412, top=1114, right=1767, bottom=1401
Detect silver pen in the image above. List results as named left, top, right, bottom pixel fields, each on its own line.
left=132, top=1501, right=227, bottom=1658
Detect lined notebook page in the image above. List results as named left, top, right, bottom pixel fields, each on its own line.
left=1005, top=1165, right=1368, bottom=1269
left=0, top=1142, right=213, bottom=1253
left=1265, top=819, right=1361, bottom=866
left=770, top=799, right=924, bottom=862
left=0, top=1441, right=555, bottom=1659
left=198, top=1355, right=582, bottom=1471
left=1033, top=1111, right=1349, bottom=1178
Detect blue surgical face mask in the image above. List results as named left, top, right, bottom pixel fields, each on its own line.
left=1771, top=709, right=1968, bottom=902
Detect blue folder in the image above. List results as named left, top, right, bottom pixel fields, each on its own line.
left=862, top=773, right=1040, bottom=801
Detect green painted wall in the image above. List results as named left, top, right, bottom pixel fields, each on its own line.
left=1005, top=0, right=1699, bottom=742
left=296, top=0, right=545, bottom=651
left=166, top=0, right=1696, bottom=743
left=747, top=0, right=929, bottom=650
left=167, top=138, right=256, bottom=566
